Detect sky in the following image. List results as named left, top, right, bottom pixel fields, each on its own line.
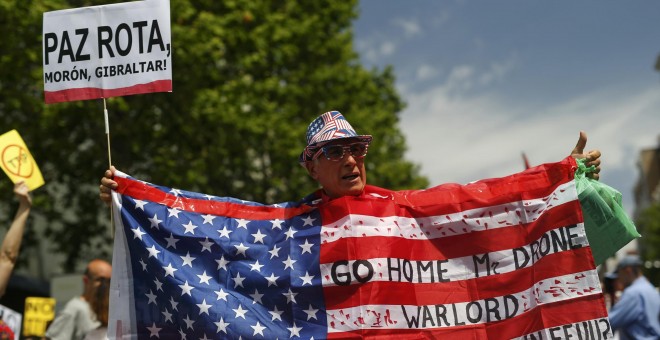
left=353, top=1, right=660, bottom=215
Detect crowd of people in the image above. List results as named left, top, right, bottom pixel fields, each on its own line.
left=0, top=111, right=658, bottom=338
left=0, top=182, right=111, bottom=339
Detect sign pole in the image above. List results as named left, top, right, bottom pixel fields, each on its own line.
left=104, top=98, right=114, bottom=237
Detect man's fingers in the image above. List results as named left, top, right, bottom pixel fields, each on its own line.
left=586, top=149, right=601, bottom=162
left=572, top=131, right=588, bottom=155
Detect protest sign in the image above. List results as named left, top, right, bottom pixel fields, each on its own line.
left=22, top=297, right=55, bottom=337
left=43, top=0, right=172, bottom=104
left=0, top=130, right=44, bottom=190
left=108, top=157, right=612, bottom=339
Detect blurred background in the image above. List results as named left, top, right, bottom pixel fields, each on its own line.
left=0, top=0, right=658, bottom=331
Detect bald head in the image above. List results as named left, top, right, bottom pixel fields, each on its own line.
left=85, top=259, right=112, bottom=279
left=83, top=259, right=112, bottom=299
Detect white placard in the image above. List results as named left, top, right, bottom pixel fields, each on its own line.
left=43, top=0, right=172, bottom=104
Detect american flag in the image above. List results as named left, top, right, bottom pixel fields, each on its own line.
left=108, top=157, right=612, bottom=339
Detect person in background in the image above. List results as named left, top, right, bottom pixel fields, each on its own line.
left=0, top=181, right=32, bottom=298
left=608, top=255, right=660, bottom=340
left=83, top=276, right=110, bottom=340
left=45, top=259, right=112, bottom=340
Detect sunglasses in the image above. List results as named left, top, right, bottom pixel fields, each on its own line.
left=313, top=142, right=369, bottom=161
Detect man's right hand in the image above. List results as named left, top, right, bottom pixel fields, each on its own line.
left=99, top=166, right=117, bottom=206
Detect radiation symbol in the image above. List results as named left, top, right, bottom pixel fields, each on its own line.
left=1, top=144, right=34, bottom=178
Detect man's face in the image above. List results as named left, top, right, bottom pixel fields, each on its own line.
left=616, top=266, right=635, bottom=287
left=84, top=260, right=112, bottom=292
left=305, top=139, right=368, bottom=199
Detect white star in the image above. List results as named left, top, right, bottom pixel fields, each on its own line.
left=235, top=218, right=249, bottom=229
left=303, top=304, right=319, bottom=320
left=287, top=322, right=302, bottom=337
left=163, top=263, right=177, bottom=277
left=232, top=272, right=246, bottom=288
left=147, top=245, right=161, bottom=259
left=178, top=328, right=186, bottom=340
left=214, top=288, right=229, bottom=301
left=169, top=297, right=179, bottom=311
left=301, top=215, right=315, bottom=226
left=265, top=273, right=279, bottom=287
left=251, top=229, right=266, bottom=244
left=139, top=259, right=148, bottom=271
left=202, top=214, right=216, bottom=225
left=164, top=233, right=179, bottom=249
left=145, top=290, right=157, bottom=305
left=269, top=305, right=284, bottom=321
left=154, top=277, right=163, bottom=291
left=216, top=256, right=229, bottom=271
left=134, top=199, right=148, bottom=210
left=217, top=226, right=232, bottom=238
left=170, top=188, right=182, bottom=196
left=300, top=271, right=314, bottom=286
left=249, top=289, right=264, bottom=304
left=162, top=309, right=173, bottom=323
left=180, top=252, right=196, bottom=267
left=167, top=207, right=181, bottom=218
left=285, top=227, right=297, bottom=240
left=199, top=237, right=214, bottom=252
left=299, top=239, right=314, bottom=254
left=268, top=245, right=281, bottom=259
left=271, top=219, right=284, bottom=229
left=182, top=221, right=198, bottom=234
left=234, top=243, right=249, bottom=257
left=148, top=213, right=162, bottom=229
left=181, top=314, right=194, bottom=329
left=250, top=260, right=264, bottom=272
left=132, top=227, right=146, bottom=240
left=146, top=322, right=161, bottom=337
left=199, top=333, right=210, bottom=340
left=282, top=255, right=297, bottom=270
left=204, top=194, right=214, bottom=200
left=179, top=280, right=194, bottom=296
left=214, top=317, right=230, bottom=334
left=197, top=271, right=212, bottom=285
left=251, top=321, right=266, bottom=337
left=233, top=304, right=248, bottom=319
left=196, top=299, right=211, bottom=315
left=283, top=288, right=298, bottom=304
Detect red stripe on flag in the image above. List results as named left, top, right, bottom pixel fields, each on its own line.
left=113, top=176, right=313, bottom=219
left=323, top=246, right=596, bottom=308
left=44, top=79, right=172, bottom=104
left=321, top=200, right=582, bottom=263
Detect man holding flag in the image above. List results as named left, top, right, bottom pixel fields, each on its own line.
left=99, top=111, right=613, bottom=339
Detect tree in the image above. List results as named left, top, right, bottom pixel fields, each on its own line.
left=638, top=203, right=660, bottom=259
left=637, top=202, right=660, bottom=284
left=0, top=0, right=428, bottom=272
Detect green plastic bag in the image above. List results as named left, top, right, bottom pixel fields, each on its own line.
left=575, top=158, right=640, bottom=265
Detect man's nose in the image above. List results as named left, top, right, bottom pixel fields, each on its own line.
left=343, top=153, right=358, bottom=166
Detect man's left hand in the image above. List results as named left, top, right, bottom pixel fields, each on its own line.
left=571, top=131, right=601, bottom=180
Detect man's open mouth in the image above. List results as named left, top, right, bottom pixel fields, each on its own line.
left=342, top=173, right=359, bottom=180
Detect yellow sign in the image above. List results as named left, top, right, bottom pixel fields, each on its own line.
left=0, top=130, right=44, bottom=190
left=22, top=297, right=56, bottom=337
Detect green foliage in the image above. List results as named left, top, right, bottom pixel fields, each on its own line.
left=637, top=202, right=660, bottom=285
left=0, top=0, right=428, bottom=272
left=638, top=202, right=660, bottom=261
